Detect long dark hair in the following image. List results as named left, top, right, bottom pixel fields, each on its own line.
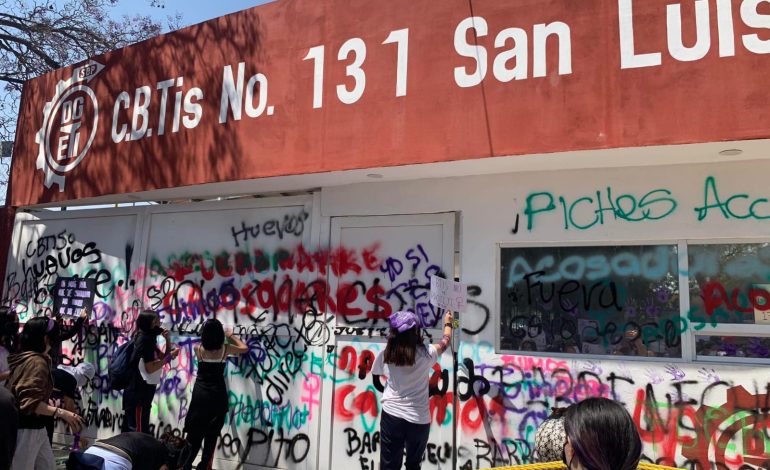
left=383, top=326, right=421, bottom=366
left=200, top=319, right=225, bottom=351
left=0, top=308, right=19, bottom=352
left=19, top=317, right=55, bottom=353
left=135, top=309, right=159, bottom=336
left=563, top=397, right=641, bottom=470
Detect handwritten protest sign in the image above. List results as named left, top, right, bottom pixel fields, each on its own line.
left=429, top=275, right=467, bottom=312
left=53, top=277, right=96, bottom=317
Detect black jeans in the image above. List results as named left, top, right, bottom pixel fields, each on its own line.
left=380, top=410, right=431, bottom=470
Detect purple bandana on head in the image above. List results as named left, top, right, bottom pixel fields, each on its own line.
left=389, top=311, right=419, bottom=333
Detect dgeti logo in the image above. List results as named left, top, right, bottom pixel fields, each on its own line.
left=35, top=60, right=104, bottom=191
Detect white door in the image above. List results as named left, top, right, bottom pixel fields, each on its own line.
left=319, top=213, right=457, bottom=470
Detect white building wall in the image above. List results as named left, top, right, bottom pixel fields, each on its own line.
left=3, top=159, right=769, bottom=469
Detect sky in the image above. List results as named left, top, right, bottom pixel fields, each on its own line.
left=109, top=0, right=275, bottom=31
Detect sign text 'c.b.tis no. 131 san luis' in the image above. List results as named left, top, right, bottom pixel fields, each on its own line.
left=10, top=0, right=770, bottom=206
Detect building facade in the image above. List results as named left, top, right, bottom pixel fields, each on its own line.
left=4, top=0, right=770, bottom=468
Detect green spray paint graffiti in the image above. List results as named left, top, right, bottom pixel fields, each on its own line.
left=523, top=187, right=678, bottom=232
left=694, top=176, right=770, bottom=222
left=520, top=177, right=770, bottom=234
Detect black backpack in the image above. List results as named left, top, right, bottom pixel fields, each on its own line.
left=107, top=339, right=135, bottom=391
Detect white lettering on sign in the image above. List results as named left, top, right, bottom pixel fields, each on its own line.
left=111, top=76, right=203, bottom=143
left=96, top=3, right=770, bottom=153
left=429, top=275, right=467, bottom=313
left=303, top=28, right=411, bottom=109
left=453, top=16, right=572, bottom=88
left=383, top=29, right=409, bottom=97
left=219, top=63, right=273, bottom=123
left=619, top=0, right=770, bottom=70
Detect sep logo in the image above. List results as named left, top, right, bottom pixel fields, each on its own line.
left=35, top=60, right=104, bottom=191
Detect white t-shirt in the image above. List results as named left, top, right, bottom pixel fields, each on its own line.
left=372, top=344, right=439, bottom=424
left=138, top=358, right=162, bottom=385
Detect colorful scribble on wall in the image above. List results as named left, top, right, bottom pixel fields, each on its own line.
left=3, top=193, right=770, bottom=470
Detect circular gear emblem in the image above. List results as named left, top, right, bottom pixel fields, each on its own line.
left=35, top=60, right=104, bottom=191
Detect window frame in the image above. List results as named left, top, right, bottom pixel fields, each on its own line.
left=685, top=238, right=770, bottom=364
left=495, top=238, right=770, bottom=365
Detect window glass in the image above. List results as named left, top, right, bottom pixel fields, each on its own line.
left=499, top=245, right=681, bottom=358
left=695, top=335, right=770, bottom=359
left=687, top=243, right=770, bottom=326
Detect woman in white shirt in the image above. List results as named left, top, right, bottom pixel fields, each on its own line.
left=372, top=310, right=454, bottom=470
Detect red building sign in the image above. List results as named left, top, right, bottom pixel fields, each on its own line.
left=9, top=0, right=770, bottom=206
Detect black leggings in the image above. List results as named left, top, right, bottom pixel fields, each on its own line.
left=184, top=413, right=225, bottom=470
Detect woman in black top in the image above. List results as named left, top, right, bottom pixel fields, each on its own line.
left=183, top=319, right=247, bottom=470
left=121, top=310, right=178, bottom=434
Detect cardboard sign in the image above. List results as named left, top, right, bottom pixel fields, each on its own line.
left=429, top=275, right=467, bottom=312
left=53, top=277, right=96, bottom=317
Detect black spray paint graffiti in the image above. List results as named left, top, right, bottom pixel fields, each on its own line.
left=230, top=209, right=310, bottom=247
left=244, top=427, right=311, bottom=466
left=343, top=428, right=458, bottom=470
left=5, top=232, right=134, bottom=315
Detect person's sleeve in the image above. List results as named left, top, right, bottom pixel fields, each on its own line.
left=141, top=339, right=156, bottom=362
left=60, top=317, right=86, bottom=341
left=52, top=369, right=77, bottom=399
left=10, top=357, right=50, bottom=414
left=130, top=336, right=156, bottom=364
left=371, top=350, right=385, bottom=375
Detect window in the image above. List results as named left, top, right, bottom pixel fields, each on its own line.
left=695, top=335, right=770, bottom=359
left=498, top=241, right=770, bottom=363
left=688, top=242, right=770, bottom=360
left=687, top=243, right=770, bottom=326
left=499, top=244, right=681, bottom=359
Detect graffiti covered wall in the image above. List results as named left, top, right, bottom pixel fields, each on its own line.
left=3, top=160, right=770, bottom=469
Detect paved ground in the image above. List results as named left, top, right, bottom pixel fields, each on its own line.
left=53, top=445, right=69, bottom=469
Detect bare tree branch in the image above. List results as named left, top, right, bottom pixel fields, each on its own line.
left=0, top=0, right=174, bottom=204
